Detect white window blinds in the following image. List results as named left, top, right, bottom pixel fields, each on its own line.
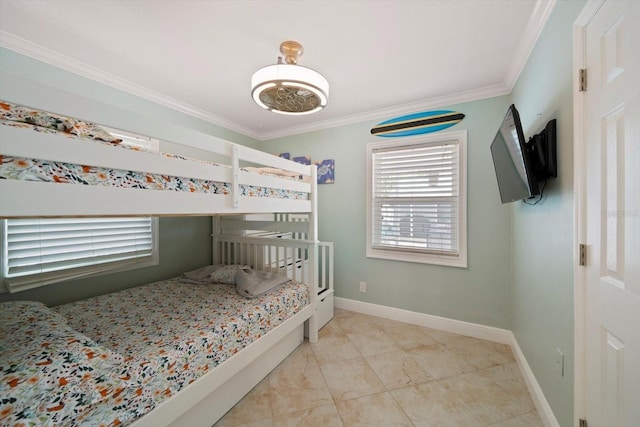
left=3, top=218, right=156, bottom=292
left=372, top=140, right=459, bottom=255
left=367, top=131, right=467, bottom=268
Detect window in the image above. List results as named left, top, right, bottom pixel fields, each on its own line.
left=1, top=218, right=158, bottom=293
left=1, top=128, right=159, bottom=293
left=366, top=130, right=467, bottom=267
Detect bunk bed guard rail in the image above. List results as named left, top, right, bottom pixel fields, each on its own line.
left=213, top=234, right=334, bottom=297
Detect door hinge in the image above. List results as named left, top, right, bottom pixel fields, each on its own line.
left=579, top=244, right=587, bottom=266
left=579, top=418, right=588, bottom=427
left=579, top=69, right=587, bottom=91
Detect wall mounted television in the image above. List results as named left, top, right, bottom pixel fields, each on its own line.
left=490, top=104, right=557, bottom=204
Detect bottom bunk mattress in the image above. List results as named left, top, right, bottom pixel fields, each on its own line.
left=0, top=277, right=310, bottom=426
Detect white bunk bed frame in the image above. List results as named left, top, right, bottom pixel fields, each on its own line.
left=213, top=215, right=335, bottom=331
left=0, top=79, right=332, bottom=426
left=0, top=74, right=316, bottom=218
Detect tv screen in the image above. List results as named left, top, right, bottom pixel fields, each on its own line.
left=490, top=105, right=539, bottom=203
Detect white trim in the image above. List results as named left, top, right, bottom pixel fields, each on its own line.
left=334, top=297, right=511, bottom=344
left=335, top=296, right=560, bottom=426
left=0, top=31, right=261, bottom=140
left=365, top=130, right=467, bottom=268
left=572, top=2, right=605, bottom=426
left=0, top=0, right=554, bottom=142
left=260, top=83, right=510, bottom=140
left=0, top=30, right=507, bottom=142
left=503, top=0, right=558, bottom=91
left=572, top=19, right=588, bottom=427
left=510, top=332, right=561, bottom=427
left=261, top=0, right=555, bottom=141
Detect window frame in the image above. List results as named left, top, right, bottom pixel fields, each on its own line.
left=366, top=130, right=467, bottom=268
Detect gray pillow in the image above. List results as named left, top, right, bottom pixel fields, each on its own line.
left=235, top=268, right=291, bottom=298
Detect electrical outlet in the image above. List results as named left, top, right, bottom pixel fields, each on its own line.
left=359, top=281, right=367, bottom=293
left=555, top=348, right=564, bottom=377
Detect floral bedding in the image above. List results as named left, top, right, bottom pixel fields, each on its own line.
left=1, top=279, right=309, bottom=426
left=0, top=101, right=122, bottom=144
left=60, top=278, right=309, bottom=424
left=0, top=301, right=154, bottom=427
left=0, top=101, right=307, bottom=200
left=0, top=151, right=304, bottom=199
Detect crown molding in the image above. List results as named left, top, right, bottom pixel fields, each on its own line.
left=0, top=30, right=262, bottom=140
left=1, top=0, right=553, bottom=142
left=503, top=0, right=557, bottom=91
left=258, top=82, right=511, bottom=141
left=260, top=0, right=554, bottom=141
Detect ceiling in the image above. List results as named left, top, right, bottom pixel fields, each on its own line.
left=0, top=0, right=553, bottom=140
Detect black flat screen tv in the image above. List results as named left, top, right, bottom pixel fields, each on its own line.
left=490, top=104, right=540, bottom=203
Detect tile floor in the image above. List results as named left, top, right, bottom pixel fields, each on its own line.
left=215, top=309, right=543, bottom=426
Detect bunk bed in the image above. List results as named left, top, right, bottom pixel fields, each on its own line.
left=0, top=93, right=334, bottom=426
left=0, top=101, right=316, bottom=218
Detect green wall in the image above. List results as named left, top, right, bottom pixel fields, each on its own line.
left=263, top=95, right=513, bottom=329
left=0, top=48, right=259, bottom=306
left=509, top=2, right=586, bottom=426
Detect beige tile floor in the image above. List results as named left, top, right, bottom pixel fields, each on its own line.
left=215, top=309, right=543, bottom=427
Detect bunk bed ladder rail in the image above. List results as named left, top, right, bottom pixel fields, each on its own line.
left=317, top=241, right=334, bottom=297
left=215, top=235, right=307, bottom=280
left=213, top=235, right=332, bottom=293
left=212, top=234, right=334, bottom=337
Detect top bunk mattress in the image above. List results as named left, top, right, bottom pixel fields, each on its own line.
left=0, top=101, right=314, bottom=217
left=0, top=123, right=305, bottom=200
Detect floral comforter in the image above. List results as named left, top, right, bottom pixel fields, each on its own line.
left=1, top=279, right=309, bottom=426
left=0, top=101, right=307, bottom=200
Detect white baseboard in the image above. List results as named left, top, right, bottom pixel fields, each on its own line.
left=509, top=333, right=560, bottom=427
left=334, top=297, right=560, bottom=427
left=334, top=297, right=511, bottom=344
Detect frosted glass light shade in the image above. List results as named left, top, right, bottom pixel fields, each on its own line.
left=251, top=63, right=329, bottom=115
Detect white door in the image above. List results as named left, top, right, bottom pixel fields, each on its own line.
left=582, top=1, right=640, bottom=426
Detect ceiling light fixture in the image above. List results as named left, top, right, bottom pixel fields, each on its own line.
left=251, top=41, right=329, bottom=115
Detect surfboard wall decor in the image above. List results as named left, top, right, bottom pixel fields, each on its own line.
left=371, top=110, right=465, bottom=137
